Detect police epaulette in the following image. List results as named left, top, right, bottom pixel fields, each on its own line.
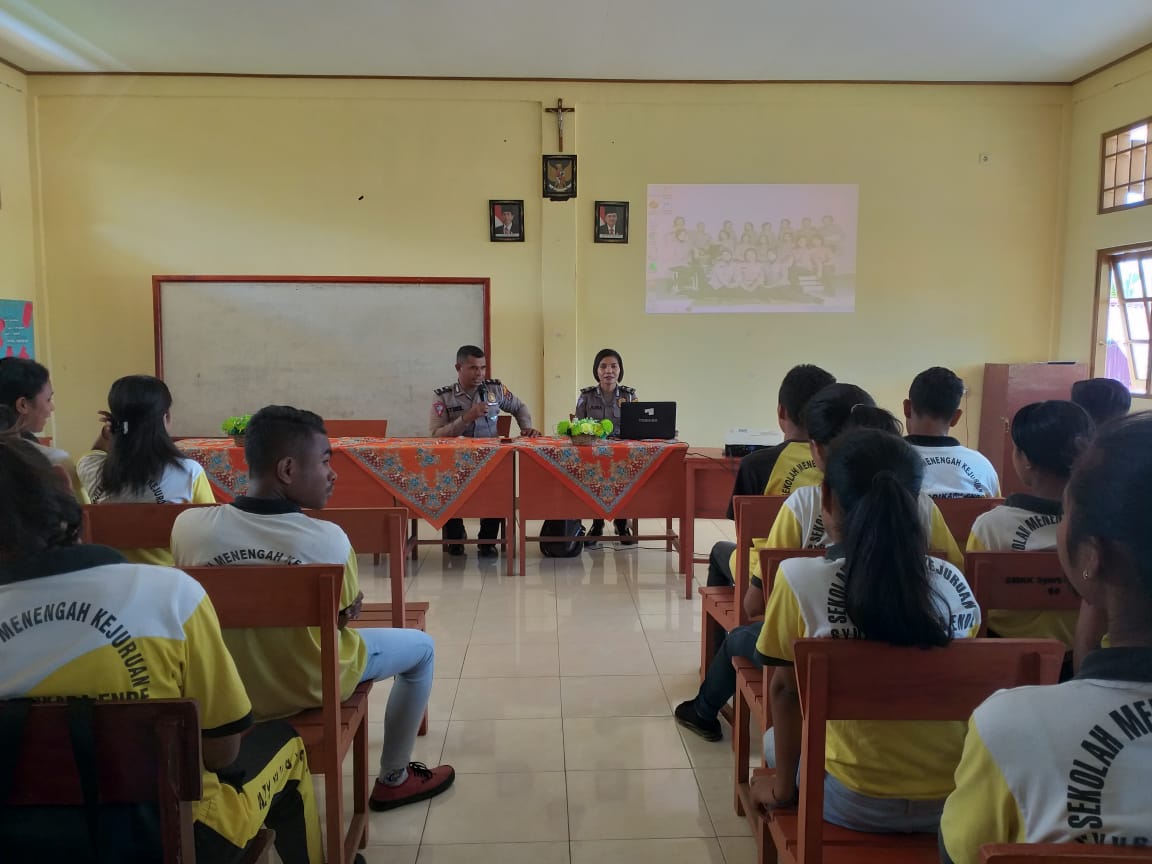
left=483, top=378, right=503, bottom=386
left=580, top=385, right=598, bottom=394
left=434, top=384, right=454, bottom=395
left=619, top=385, right=636, bottom=396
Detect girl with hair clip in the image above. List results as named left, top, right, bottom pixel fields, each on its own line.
left=968, top=400, right=1095, bottom=651
left=940, top=414, right=1152, bottom=862
left=751, top=429, right=981, bottom=831
left=76, top=375, right=215, bottom=563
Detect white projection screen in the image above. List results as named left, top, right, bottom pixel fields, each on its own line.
left=646, top=184, right=858, bottom=314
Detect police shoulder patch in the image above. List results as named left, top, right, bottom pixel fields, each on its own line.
left=619, top=385, right=637, bottom=398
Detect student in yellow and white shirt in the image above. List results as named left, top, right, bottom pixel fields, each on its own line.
left=171, top=405, right=455, bottom=813
left=903, top=366, right=999, bottom=498
left=706, top=363, right=836, bottom=589
left=76, top=375, right=216, bottom=565
left=967, top=400, right=1094, bottom=649
left=941, top=413, right=1152, bottom=863
left=0, top=437, right=323, bottom=864
left=0, top=356, right=82, bottom=496
left=749, top=430, right=980, bottom=832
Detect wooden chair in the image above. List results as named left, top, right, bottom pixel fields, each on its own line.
left=183, top=565, right=370, bottom=864
left=738, top=638, right=1066, bottom=864
left=699, top=495, right=787, bottom=680
left=981, top=845, right=1152, bottom=863
left=934, top=497, right=1004, bottom=546
left=324, top=419, right=388, bottom=438
left=965, top=551, right=1080, bottom=637
left=0, top=698, right=274, bottom=864
left=81, top=502, right=211, bottom=549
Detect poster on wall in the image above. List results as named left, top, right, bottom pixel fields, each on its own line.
left=645, top=184, right=858, bottom=314
left=0, top=300, right=34, bottom=358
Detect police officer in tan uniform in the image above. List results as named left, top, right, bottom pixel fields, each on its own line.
left=574, top=348, right=637, bottom=547
left=430, top=344, right=539, bottom=556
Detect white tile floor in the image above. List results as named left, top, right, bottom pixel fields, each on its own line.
left=320, top=517, right=761, bottom=864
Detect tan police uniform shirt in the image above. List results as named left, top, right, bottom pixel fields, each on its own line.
left=573, top=385, right=637, bottom=436
left=429, top=378, right=533, bottom=438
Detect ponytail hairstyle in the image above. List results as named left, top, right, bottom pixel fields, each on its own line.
left=0, top=437, right=82, bottom=567
left=824, top=429, right=951, bottom=647
left=99, top=375, right=186, bottom=497
left=1010, top=400, right=1094, bottom=480
left=804, top=382, right=903, bottom=445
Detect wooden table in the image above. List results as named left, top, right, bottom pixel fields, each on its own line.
left=513, top=438, right=688, bottom=578
left=681, top=448, right=740, bottom=598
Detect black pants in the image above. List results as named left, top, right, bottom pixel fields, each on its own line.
left=590, top=519, right=630, bottom=534
left=707, top=541, right=736, bottom=587
left=443, top=517, right=503, bottom=543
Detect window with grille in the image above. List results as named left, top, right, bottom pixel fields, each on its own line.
left=1095, top=246, right=1152, bottom=397
left=1101, top=118, right=1152, bottom=213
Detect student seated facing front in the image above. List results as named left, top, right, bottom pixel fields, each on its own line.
left=77, top=375, right=216, bottom=564
left=751, top=430, right=980, bottom=830
left=1071, top=376, right=1131, bottom=427
left=171, top=406, right=455, bottom=811
left=967, top=401, right=1094, bottom=649
left=904, top=366, right=999, bottom=498
left=940, top=413, right=1152, bottom=862
left=0, top=437, right=324, bottom=864
left=706, top=363, right=835, bottom=588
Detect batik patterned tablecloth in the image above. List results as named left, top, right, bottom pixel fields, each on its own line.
left=177, top=437, right=510, bottom=528
left=512, top=436, right=687, bottom=513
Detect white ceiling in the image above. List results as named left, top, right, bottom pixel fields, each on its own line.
left=2, top=0, right=1151, bottom=82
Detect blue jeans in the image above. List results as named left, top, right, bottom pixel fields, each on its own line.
left=762, top=729, right=945, bottom=833
left=694, top=622, right=762, bottom=718
left=358, top=628, right=435, bottom=779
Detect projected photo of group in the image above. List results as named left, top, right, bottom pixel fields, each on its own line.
left=645, top=184, right=858, bottom=314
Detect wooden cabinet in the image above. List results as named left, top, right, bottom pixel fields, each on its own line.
left=978, top=362, right=1088, bottom=496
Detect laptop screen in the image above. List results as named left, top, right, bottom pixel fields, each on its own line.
left=620, top=402, right=677, bottom=440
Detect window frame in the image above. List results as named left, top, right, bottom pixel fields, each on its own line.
left=1099, top=115, right=1152, bottom=214
left=1092, top=242, right=1152, bottom=398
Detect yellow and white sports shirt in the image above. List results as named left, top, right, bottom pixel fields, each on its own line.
left=756, top=552, right=981, bottom=799
left=171, top=498, right=367, bottom=720
left=0, top=545, right=253, bottom=827
left=907, top=435, right=1000, bottom=499
left=77, top=450, right=216, bottom=566
left=725, top=440, right=822, bottom=519
left=966, top=494, right=1076, bottom=647
left=747, top=484, right=964, bottom=588
left=940, top=648, right=1152, bottom=864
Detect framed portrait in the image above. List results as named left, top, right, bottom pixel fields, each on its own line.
left=542, top=155, right=577, bottom=201
left=594, top=201, right=629, bottom=244
left=489, top=200, right=524, bottom=242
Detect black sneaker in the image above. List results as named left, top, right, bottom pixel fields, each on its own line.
left=616, top=523, right=636, bottom=546
left=674, top=700, right=722, bottom=742
left=446, top=544, right=465, bottom=557
left=478, top=544, right=498, bottom=558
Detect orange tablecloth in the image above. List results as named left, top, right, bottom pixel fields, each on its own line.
left=178, top=437, right=512, bottom=529
left=512, top=437, right=687, bottom=514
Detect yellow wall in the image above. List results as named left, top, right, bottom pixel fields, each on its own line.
left=1059, top=49, right=1152, bottom=391
left=0, top=63, right=36, bottom=305
left=26, top=75, right=1071, bottom=456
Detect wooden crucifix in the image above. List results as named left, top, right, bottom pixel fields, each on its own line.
left=545, top=98, right=575, bottom=152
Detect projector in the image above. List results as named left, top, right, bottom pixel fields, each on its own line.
left=723, top=428, right=783, bottom=458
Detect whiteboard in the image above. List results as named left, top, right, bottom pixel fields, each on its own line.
left=156, top=278, right=488, bottom=438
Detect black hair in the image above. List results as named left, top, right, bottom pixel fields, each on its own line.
left=98, top=376, right=186, bottom=497
left=804, top=382, right=879, bottom=444
left=0, top=357, right=50, bottom=413
left=456, top=345, right=485, bottom=364
left=244, top=405, right=328, bottom=477
left=908, top=366, right=965, bottom=421
left=1010, top=400, right=1095, bottom=479
left=0, top=437, right=82, bottom=566
left=592, top=348, right=625, bottom=383
left=1066, top=413, right=1152, bottom=598
left=0, top=405, right=17, bottom=433
left=824, top=429, right=951, bottom=648
left=1071, top=378, right=1131, bottom=426
left=777, top=364, right=836, bottom=428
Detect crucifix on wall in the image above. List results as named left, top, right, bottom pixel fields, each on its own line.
left=545, top=98, right=575, bottom=152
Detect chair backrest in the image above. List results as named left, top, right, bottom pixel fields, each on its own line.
left=981, top=844, right=1152, bottom=863
left=792, top=638, right=1066, bottom=864
left=732, top=495, right=788, bottom=624
left=324, top=419, right=388, bottom=438
left=496, top=415, right=512, bottom=437
left=81, top=503, right=213, bottom=549
left=307, top=507, right=408, bottom=625
left=934, top=496, right=1004, bottom=545
left=756, top=547, right=826, bottom=597
left=1, top=698, right=202, bottom=864
left=965, top=551, right=1080, bottom=634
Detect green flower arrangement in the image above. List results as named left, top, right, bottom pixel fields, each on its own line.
left=221, top=415, right=252, bottom=439
left=555, top=418, right=613, bottom=442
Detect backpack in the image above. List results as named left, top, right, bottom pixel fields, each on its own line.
left=539, top=520, right=586, bottom=558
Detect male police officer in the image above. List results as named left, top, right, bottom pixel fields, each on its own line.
left=430, top=345, right=539, bottom=556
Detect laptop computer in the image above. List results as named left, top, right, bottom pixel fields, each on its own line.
left=620, top=402, right=677, bottom=440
